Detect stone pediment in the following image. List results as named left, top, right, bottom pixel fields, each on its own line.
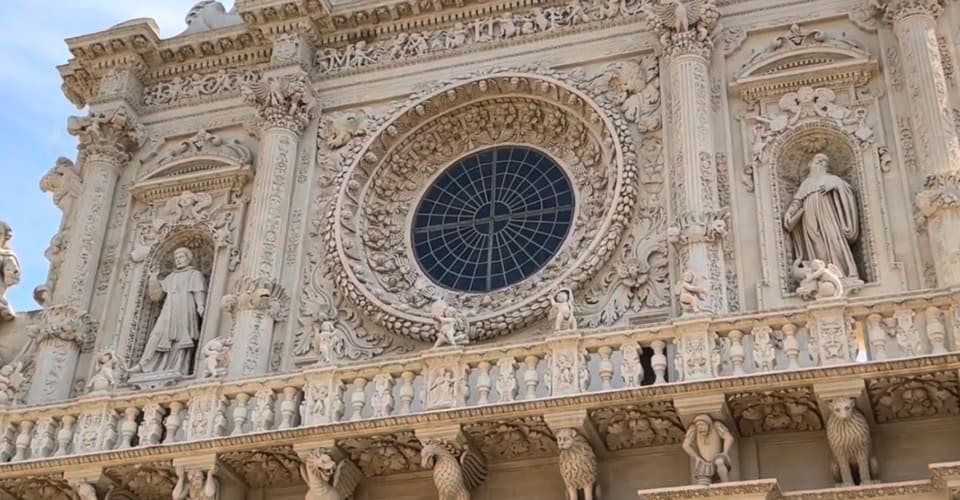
left=131, top=130, right=253, bottom=203
left=732, top=25, right=878, bottom=103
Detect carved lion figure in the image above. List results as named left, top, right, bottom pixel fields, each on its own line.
left=826, top=398, right=878, bottom=486
left=556, top=428, right=600, bottom=500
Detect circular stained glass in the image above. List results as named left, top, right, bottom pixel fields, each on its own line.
left=412, top=146, right=575, bottom=293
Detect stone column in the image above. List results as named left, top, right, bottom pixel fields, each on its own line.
left=26, top=106, right=142, bottom=404
left=227, top=66, right=315, bottom=377
left=653, top=2, right=728, bottom=315
left=877, top=0, right=960, bottom=286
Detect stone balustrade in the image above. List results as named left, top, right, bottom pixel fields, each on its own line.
left=0, top=289, right=955, bottom=466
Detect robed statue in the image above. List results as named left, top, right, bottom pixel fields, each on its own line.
left=133, top=247, right=207, bottom=375
left=783, top=153, right=861, bottom=281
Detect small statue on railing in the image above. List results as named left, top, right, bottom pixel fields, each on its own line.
left=682, top=414, right=734, bottom=485
left=201, top=336, right=233, bottom=378
left=549, top=288, right=577, bottom=332
left=431, top=300, right=470, bottom=349
left=87, top=350, right=123, bottom=393
left=0, top=221, right=22, bottom=322
left=792, top=259, right=844, bottom=301
left=674, top=270, right=708, bottom=315
left=0, top=361, right=25, bottom=406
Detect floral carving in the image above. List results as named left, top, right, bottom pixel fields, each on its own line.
left=868, top=371, right=960, bottom=423
left=338, top=431, right=423, bottom=477
left=585, top=57, right=661, bottom=131
left=220, top=446, right=302, bottom=488
left=142, top=69, right=261, bottom=108
left=462, top=417, right=557, bottom=461
left=727, top=388, right=823, bottom=437
left=103, top=462, right=178, bottom=500
left=589, top=401, right=685, bottom=450
left=67, top=107, right=144, bottom=164
left=157, top=129, right=253, bottom=167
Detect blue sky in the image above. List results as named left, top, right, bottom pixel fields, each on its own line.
left=0, top=1, right=225, bottom=312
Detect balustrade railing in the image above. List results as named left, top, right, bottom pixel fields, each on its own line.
left=0, top=290, right=955, bottom=463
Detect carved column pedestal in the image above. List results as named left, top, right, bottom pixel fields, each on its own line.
left=807, top=300, right=857, bottom=366
left=674, top=316, right=717, bottom=381
left=227, top=72, right=314, bottom=377
left=877, top=0, right=960, bottom=286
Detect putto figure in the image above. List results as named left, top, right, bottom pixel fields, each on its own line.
left=792, top=258, right=844, bottom=300
left=674, top=270, right=708, bottom=314
left=431, top=300, right=469, bottom=348
left=682, top=414, right=734, bottom=485
left=783, top=153, right=861, bottom=281
left=549, top=288, right=577, bottom=332
left=87, top=350, right=123, bottom=393
left=132, top=247, right=207, bottom=376
left=201, top=336, right=233, bottom=378
left=0, top=222, right=21, bottom=322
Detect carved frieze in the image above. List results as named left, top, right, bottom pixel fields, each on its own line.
left=338, top=431, right=423, bottom=477
left=328, top=69, right=640, bottom=343
left=727, top=387, right=823, bottom=437
left=103, top=462, right=178, bottom=500
left=219, top=446, right=302, bottom=488
left=868, top=371, right=960, bottom=423
left=142, top=70, right=262, bottom=108
left=0, top=476, right=74, bottom=500
left=462, top=416, right=557, bottom=462
left=589, top=400, right=685, bottom=450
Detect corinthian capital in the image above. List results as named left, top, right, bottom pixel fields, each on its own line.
left=872, top=0, right=946, bottom=25
left=647, top=0, right=722, bottom=59
left=916, top=170, right=960, bottom=219
left=221, top=276, right=290, bottom=320
left=30, top=304, right=95, bottom=349
left=66, top=107, right=144, bottom=166
left=241, top=72, right=316, bottom=133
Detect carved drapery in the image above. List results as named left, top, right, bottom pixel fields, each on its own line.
left=327, top=70, right=638, bottom=343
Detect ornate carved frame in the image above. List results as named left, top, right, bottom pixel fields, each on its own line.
left=327, top=71, right=639, bottom=343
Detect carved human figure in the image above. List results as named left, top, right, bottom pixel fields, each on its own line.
left=549, top=289, right=577, bottom=332
left=674, top=271, right=708, bottom=314
left=556, top=428, right=599, bottom=500
left=783, top=153, right=860, bottom=281
left=133, top=247, right=207, bottom=376
left=87, top=350, right=122, bottom=393
left=0, top=222, right=21, bottom=322
left=173, top=465, right=218, bottom=500
left=201, top=337, right=233, bottom=378
left=432, top=302, right=469, bottom=348
left=681, top=414, right=734, bottom=485
left=792, top=258, right=844, bottom=300
left=826, top=397, right=878, bottom=486
left=311, top=321, right=336, bottom=364
left=73, top=482, right=98, bottom=500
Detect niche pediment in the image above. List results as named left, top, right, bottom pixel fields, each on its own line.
left=132, top=130, right=253, bottom=203
left=732, top=25, right=878, bottom=103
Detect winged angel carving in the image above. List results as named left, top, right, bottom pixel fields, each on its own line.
left=648, top=0, right=720, bottom=44
left=421, top=441, right=488, bottom=500
left=301, top=451, right=363, bottom=500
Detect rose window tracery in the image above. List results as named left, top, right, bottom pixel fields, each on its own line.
left=328, top=73, right=637, bottom=342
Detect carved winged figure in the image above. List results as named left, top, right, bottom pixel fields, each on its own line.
left=300, top=451, right=362, bottom=500
left=649, top=0, right=718, bottom=40
left=421, top=441, right=488, bottom=500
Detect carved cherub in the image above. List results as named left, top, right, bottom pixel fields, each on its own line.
left=201, top=337, right=233, bottom=378
left=311, top=320, right=338, bottom=365
left=431, top=300, right=469, bottom=349
left=674, top=270, right=708, bottom=314
left=682, top=414, right=734, bottom=485
left=0, top=361, right=25, bottom=406
left=87, top=350, right=123, bottom=393
left=549, top=288, right=578, bottom=332
left=792, top=259, right=844, bottom=301
left=300, top=450, right=363, bottom=500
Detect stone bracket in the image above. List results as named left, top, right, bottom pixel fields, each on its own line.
left=813, top=377, right=870, bottom=423
left=543, top=408, right=607, bottom=459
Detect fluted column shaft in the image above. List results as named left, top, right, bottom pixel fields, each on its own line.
left=227, top=72, right=313, bottom=377
left=883, top=0, right=960, bottom=286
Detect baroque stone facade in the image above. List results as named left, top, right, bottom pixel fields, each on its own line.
left=1, top=0, right=960, bottom=498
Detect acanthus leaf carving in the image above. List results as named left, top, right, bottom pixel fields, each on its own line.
left=67, top=107, right=144, bottom=165
left=589, top=400, right=686, bottom=450
left=727, top=387, right=823, bottom=437
left=647, top=0, right=722, bottom=60
left=158, top=129, right=253, bottom=167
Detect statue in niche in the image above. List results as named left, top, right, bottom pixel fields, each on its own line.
left=131, top=247, right=207, bottom=376
left=682, top=414, right=734, bottom=485
left=0, top=222, right=21, bottom=322
left=783, top=153, right=861, bottom=283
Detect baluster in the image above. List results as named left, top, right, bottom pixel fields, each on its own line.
left=597, top=347, right=614, bottom=390
left=496, top=357, right=518, bottom=403
left=926, top=307, right=948, bottom=354
left=893, top=309, right=922, bottom=356
left=119, top=407, right=140, bottom=449
left=751, top=324, right=776, bottom=372
left=523, top=355, right=540, bottom=400
left=31, top=417, right=56, bottom=459
left=620, top=342, right=644, bottom=387
left=781, top=323, right=800, bottom=370
left=651, top=340, right=667, bottom=384
left=476, top=362, right=492, bottom=405
left=213, top=398, right=229, bottom=437
left=398, top=371, right=416, bottom=414
left=0, top=424, right=15, bottom=462
left=278, top=386, right=299, bottom=429
left=164, top=402, right=184, bottom=444
left=866, top=314, right=888, bottom=360
left=253, top=389, right=275, bottom=432
left=727, top=331, right=745, bottom=375
left=12, top=420, right=33, bottom=461
left=232, top=393, right=250, bottom=436
left=350, top=377, right=368, bottom=421
left=139, top=403, right=165, bottom=446
left=54, top=415, right=76, bottom=457
left=371, top=374, right=394, bottom=417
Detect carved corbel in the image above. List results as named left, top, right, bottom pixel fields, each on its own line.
left=813, top=379, right=877, bottom=486
left=241, top=72, right=317, bottom=134
left=63, top=467, right=107, bottom=500
left=294, top=442, right=362, bottom=500
left=222, top=277, right=290, bottom=322
left=415, top=426, right=488, bottom=500
left=672, top=393, right=739, bottom=485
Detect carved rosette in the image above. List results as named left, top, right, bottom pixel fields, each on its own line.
left=241, top=73, right=316, bottom=134
left=67, top=107, right=144, bottom=166
left=648, top=0, right=722, bottom=60
left=328, top=72, right=637, bottom=342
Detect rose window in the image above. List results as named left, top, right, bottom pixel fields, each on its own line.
left=412, top=146, right=575, bottom=293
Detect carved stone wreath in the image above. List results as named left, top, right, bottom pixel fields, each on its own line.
left=328, top=73, right=636, bottom=342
